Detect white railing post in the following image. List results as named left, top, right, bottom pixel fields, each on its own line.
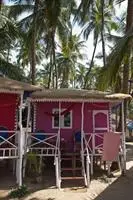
left=121, top=101, right=126, bottom=174
left=55, top=156, right=60, bottom=189
left=17, top=93, right=23, bottom=186
left=58, top=101, right=61, bottom=186
left=23, top=101, right=31, bottom=178
left=25, top=100, right=31, bottom=148
left=91, top=133, right=95, bottom=175
left=81, top=102, right=88, bottom=186
left=86, top=154, right=90, bottom=187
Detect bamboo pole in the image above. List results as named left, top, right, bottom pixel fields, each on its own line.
left=122, top=101, right=126, bottom=174
left=17, top=93, right=23, bottom=186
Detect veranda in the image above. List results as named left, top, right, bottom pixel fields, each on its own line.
left=0, top=77, right=41, bottom=186
left=25, top=89, right=131, bottom=188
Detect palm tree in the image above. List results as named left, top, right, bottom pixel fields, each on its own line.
left=76, top=0, right=116, bottom=88
left=8, top=0, right=76, bottom=87
left=0, top=6, right=26, bottom=80
left=97, top=0, right=133, bottom=94
left=76, top=64, right=87, bottom=88
left=56, top=33, right=87, bottom=88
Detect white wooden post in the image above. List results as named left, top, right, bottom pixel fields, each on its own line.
left=81, top=102, right=88, bottom=186
left=91, top=135, right=94, bottom=175
left=59, top=101, right=61, bottom=153
left=81, top=102, right=84, bottom=156
left=121, top=101, right=126, bottom=174
left=58, top=101, right=61, bottom=188
left=23, top=101, right=31, bottom=178
left=55, top=156, right=60, bottom=188
left=17, top=93, right=23, bottom=186
left=86, top=155, right=90, bottom=187
left=109, top=103, right=112, bottom=131
left=26, top=100, right=31, bottom=139
left=55, top=101, right=61, bottom=189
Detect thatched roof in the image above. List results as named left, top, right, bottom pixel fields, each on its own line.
left=30, top=88, right=132, bottom=101
left=0, top=77, right=42, bottom=92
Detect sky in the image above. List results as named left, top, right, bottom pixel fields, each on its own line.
left=2, top=0, right=32, bottom=5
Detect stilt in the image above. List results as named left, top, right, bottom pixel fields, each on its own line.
left=17, top=93, right=23, bottom=186
left=121, top=101, right=126, bottom=174
left=16, top=158, right=19, bottom=184
left=55, top=156, right=60, bottom=189
left=107, top=161, right=111, bottom=176
left=86, top=155, right=90, bottom=187
left=13, top=159, right=16, bottom=176
left=90, top=156, right=93, bottom=175
left=22, top=156, right=27, bottom=178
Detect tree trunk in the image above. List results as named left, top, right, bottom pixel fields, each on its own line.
left=122, top=0, right=133, bottom=130
left=51, top=32, right=58, bottom=89
left=123, top=0, right=133, bottom=93
left=126, top=0, right=133, bottom=32
left=101, top=0, right=106, bottom=67
left=84, top=36, right=98, bottom=88
left=30, top=0, right=39, bottom=85
left=7, top=47, right=10, bottom=63
left=48, top=53, right=53, bottom=88
left=0, top=0, right=2, bottom=11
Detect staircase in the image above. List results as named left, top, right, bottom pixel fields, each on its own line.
left=61, top=152, right=84, bottom=182
left=54, top=131, right=91, bottom=188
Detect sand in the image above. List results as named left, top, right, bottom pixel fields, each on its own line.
left=1, top=142, right=133, bottom=200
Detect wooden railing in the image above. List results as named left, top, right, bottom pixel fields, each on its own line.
left=84, top=132, right=123, bottom=175
left=27, top=132, right=59, bottom=156
left=84, top=132, right=123, bottom=156
left=0, top=131, right=19, bottom=158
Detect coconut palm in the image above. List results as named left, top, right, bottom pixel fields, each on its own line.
left=75, top=64, right=87, bottom=89
left=56, top=33, right=87, bottom=88
left=0, top=6, right=26, bottom=80
left=97, top=0, right=133, bottom=93
left=8, top=0, right=77, bottom=87
left=76, top=0, right=117, bottom=88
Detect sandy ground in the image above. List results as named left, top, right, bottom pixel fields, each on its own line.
left=1, top=143, right=133, bottom=200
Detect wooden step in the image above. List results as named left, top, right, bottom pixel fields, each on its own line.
left=62, top=153, right=80, bottom=156
left=61, top=176, right=84, bottom=180
left=61, top=157, right=81, bottom=161
left=62, top=167, right=82, bottom=171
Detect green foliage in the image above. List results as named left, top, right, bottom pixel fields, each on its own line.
left=0, top=59, right=26, bottom=81
left=0, top=0, right=132, bottom=93
left=8, top=185, right=29, bottom=199
left=128, top=101, right=133, bottom=119
left=26, top=152, right=39, bottom=176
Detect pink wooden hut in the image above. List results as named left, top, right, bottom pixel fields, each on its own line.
left=26, top=89, right=131, bottom=188
left=0, top=77, right=41, bottom=186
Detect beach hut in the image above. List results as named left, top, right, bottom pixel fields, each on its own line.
left=0, top=77, right=41, bottom=186
left=25, top=89, right=131, bottom=188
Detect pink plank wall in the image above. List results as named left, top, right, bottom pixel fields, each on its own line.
left=35, top=102, right=82, bottom=142
left=35, top=102, right=109, bottom=142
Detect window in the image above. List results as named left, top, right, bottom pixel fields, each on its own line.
left=52, top=109, right=72, bottom=129
left=93, top=110, right=109, bottom=131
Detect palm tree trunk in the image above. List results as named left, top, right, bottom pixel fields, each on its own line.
left=48, top=53, right=53, bottom=88
left=101, top=0, right=106, bottom=67
left=123, top=0, right=133, bottom=93
left=51, top=32, right=58, bottom=89
left=6, top=47, right=10, bottom=63
left=126, top=0, right=133, bottom=32
left=122, top=0, right=133, bottom=130
left=30, top=0, right=39, bottom=85
left=0, top=0, right=2, bottom=11
left=84, top=36, right=98, bottom=88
